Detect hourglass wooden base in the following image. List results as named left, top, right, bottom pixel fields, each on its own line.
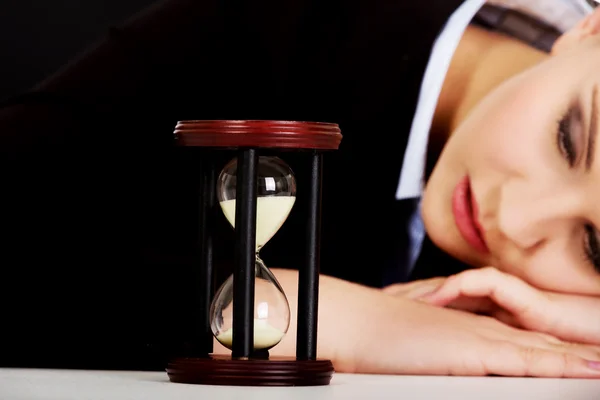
left=167, top=355, right=334, bottom=386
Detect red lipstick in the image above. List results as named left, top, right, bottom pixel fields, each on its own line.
left=452, top=176, right=489, bottom=254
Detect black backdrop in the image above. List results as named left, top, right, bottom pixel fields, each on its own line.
left=0, top=0, right=158, bottom=101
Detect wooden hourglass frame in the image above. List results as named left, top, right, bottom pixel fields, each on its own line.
left=166, top=120, right=342, bottom=386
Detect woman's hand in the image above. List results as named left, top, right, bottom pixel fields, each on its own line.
left=416, top=267, right=600, bottom=345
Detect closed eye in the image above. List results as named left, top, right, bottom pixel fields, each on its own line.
left=555, top=103, right=600, bottom=274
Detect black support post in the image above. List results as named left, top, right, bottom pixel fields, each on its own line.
left=296, top=151, right=323, bottom=360
left=197, top=155, right=216, bottom=356
left=232, top=148, right=258, bottom=358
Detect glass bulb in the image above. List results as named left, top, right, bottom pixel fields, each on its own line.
left=217, top=156, right=296, bottom=250
left=210, top=258, right=290, bottom=351
left=210, top=156, right=296, bottom=351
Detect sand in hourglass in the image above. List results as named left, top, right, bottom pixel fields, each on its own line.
left=217, top=195, right=295, bottom=349
left=216, top=319, right=285, bottom=350
left=219, top=196, right=296, bottom=250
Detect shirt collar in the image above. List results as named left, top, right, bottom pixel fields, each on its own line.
left=395, top=0, right=486, bottom=200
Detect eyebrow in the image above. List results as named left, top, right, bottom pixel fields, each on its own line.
left=586, top=84, right=599, bottom=171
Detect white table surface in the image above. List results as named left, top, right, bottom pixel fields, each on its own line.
left=1, top=368, right=599, bottom=400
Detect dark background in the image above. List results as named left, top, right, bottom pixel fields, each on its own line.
left=0, top=0, right=469, bottom=372
left=0, top=0, right=193, bottom=371
left=0, top=0, right=158, bottom=101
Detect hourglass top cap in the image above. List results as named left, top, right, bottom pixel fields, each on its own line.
left=174, top=120, right=342, bottom=150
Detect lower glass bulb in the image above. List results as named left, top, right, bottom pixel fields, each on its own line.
left=210, top=258, right=291, bottom=351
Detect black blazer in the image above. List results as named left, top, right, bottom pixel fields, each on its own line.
left=1, top=0, right=466, bottom=370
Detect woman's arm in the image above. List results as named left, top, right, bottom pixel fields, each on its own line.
left=213, top=268, right=600, bottom=377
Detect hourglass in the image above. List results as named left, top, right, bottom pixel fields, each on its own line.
left=166, top=120, right=342, bottom=387
left=210, top=156, right=295, bottom=354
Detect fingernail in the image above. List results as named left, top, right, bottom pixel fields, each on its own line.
left=587, top=361, right=600, bottom=370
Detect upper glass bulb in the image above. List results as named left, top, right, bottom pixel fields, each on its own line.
left=217, top=156, right=297, bottom=250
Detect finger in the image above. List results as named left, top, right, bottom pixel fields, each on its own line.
left=422, top=267, right=551, bottom=328
left=492, top=308, right=523, bottom=328
left=480, top=340, right=600, bottom=378
left=406, top=278, right=446, bottom=299
left=541, top=293, right=600, bottom=345
left=553, top=342, right=600, bottom=362
left=382, top=278, right=445, bottom=298
left=494, top=323, right=600, bottom=363
left=445, top=297, right=498, bottom=314
left=521, top=332, right=600, bottom=362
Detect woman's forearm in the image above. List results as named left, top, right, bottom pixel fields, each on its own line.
left=212, top=268, right=384, bottom=372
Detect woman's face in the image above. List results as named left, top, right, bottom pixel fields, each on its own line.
left=423, top=29, right=600, bottom=296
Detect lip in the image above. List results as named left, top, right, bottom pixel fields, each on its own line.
left=452, top=176, right=489, bottom=254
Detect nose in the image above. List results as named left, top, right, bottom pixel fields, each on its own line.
left=495, top=179, right=583, bottom=251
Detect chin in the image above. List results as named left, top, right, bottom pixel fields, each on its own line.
left=431, top=232, right=483, bottom=268
left=421, top=201, right=484, bottom=269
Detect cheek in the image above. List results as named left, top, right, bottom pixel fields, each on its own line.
left=461, top=86, right=558, bottom=180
